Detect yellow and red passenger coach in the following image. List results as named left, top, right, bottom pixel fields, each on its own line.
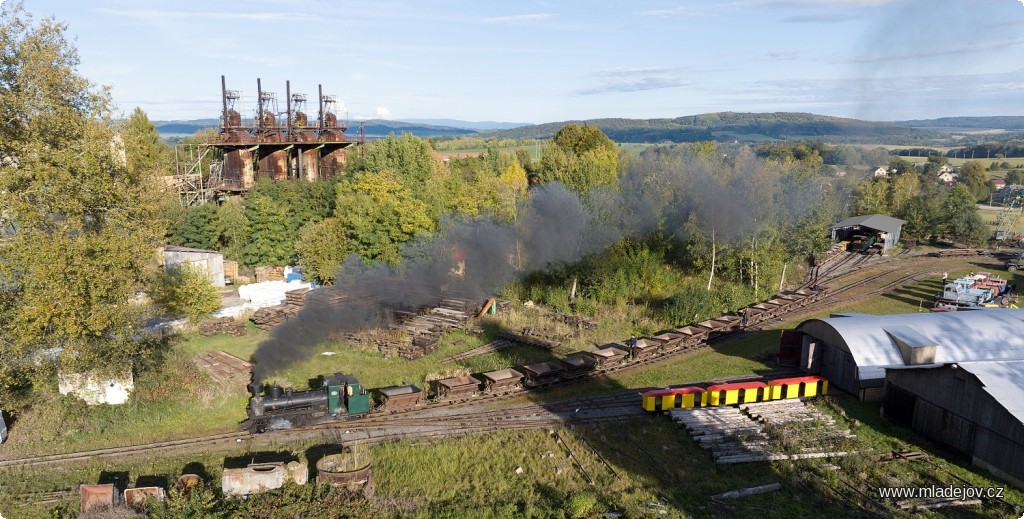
left=767, top=375, right=828, bottom=400
left=641, top=375, right=829, bottom=412
left=703, top=381, right=768, bottom=406
left=641, top=387, right=705, bottom=412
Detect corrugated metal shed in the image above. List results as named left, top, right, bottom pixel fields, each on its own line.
left=162, top=245, right=225, bottom=287
left=829, top=214, right=905, bottom=234
left=797, top=309, right=1024, bottom=384
left=956, top=360, right=1024, bottom=425
left=829, top=213, right=905, bottom=251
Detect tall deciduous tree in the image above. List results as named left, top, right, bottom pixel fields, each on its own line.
left=334, top=172, right=434, bottom=264
left=353, top=133, right=437, bottom=188
left=0, top=3, right=163, bottom=385
left=537, top=124, right=619, bottom=194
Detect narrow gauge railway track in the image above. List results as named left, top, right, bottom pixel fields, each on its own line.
left=1, top=256, right=929, bottom=471
left=760, top=269, right=927, bottom=328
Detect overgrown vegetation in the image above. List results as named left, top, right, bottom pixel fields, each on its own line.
left=152, top=263, right=221, bottom=322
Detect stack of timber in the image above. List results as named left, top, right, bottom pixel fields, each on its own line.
left=249, top=288, right=315, bottom=330
left=671, top=400, right=855, bottom=464
left=742, top=399, right=856, bottom=451
left=250, top=305, right=300, bottom=330
left=669, top=407, right=772, bottom=464
left=285, top=288, right=312, bottom=306
left=388, top=301, right=475, bottom=359
left=553, top=311, right=598, bottom=330
left=198, top=317, right=247, bottom=337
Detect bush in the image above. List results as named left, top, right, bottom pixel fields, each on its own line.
left=153, top=263, right=221, bottom=322
left=562, top=493, right=598, bottom=518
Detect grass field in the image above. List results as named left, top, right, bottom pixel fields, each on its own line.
left=6, top=256, right=1024, bottom=517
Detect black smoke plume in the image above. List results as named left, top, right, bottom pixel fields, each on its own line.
left=251, top=148, right=843, bottom=380
left=251, top=183, right=617, bottom=381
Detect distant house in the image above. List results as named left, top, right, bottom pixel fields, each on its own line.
left=873, top=167, right=891, bottom=178
left=991, top=178, right=1007, bottom=189
left=937, top=170, right=958, bottom=184
left=828, top=165, right=847, bottom=177
left=939, top=164, right=955, bottom=174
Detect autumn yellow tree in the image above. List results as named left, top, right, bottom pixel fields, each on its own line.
left=0, top=3, right=164, bottom=386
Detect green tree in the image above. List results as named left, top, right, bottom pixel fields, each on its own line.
left=244, top=195, right=292, bottom=266
left=216, top=199, right=249, bottom=261
left=334, top=172, right=435, bottom=264
left=958, top=160, right=990, bottom=201
left=295, top=219, right=349, bottom=284
left=886, top=172, right=921, bottom=214
left=121, top=106, right=170, bottom=177
left=537, top=124, right=619, bottom=194
left=851, top=178, right=890, bottom=215
left=352, top=133, right=436, bottom=188
left=1005, top=169, right=1024, bottom=186
left=942, top=184, right=989, bottom=245
left=153, top=263, right=221, bottom=322
left=0, top=3, right=163, bottom=385
left=177, top=203, right=220, bottom=250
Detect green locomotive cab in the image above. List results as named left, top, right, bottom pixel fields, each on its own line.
left=324, top=372, right=371, bottom=417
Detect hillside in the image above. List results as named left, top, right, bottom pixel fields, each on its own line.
left=482, top=112, right=946, bottom=145
left=896, top=116, right=1024, bottom=131
left=154, top=112, right=952, bottom=144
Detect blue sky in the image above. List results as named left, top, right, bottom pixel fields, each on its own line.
left=22, top=0, right=1024, bottom=123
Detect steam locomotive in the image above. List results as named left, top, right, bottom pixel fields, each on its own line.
left=244, top=372, right=370, bottom=433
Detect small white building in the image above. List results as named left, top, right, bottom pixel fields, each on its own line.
left=58, top=371, right=135, bottom=405
left=873, top=166, right=892, bottom=178
left=937, top=170, right=958, bottom=183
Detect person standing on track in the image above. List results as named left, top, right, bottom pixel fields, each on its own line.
left=627, top=335, right=638, bottom=360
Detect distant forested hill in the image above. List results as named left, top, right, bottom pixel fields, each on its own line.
left=153, top=118, right=478, bottom=140
left=155, top=112, right=958, bottom=144
left=484, top=112, right=945, bottom=145
left=896, top=116, right=1024, bottom=130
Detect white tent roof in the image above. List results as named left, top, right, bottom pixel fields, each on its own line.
left=797, top=309, right=1024, bottom=381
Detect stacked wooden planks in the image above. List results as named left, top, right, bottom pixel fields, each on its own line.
left=199, top=317, right=247, bottom=337
left=669, top=407, right=772, bottom=464
left=671, top=400, right=855, bottom=464
left=250, top=305, right=300, bottom=330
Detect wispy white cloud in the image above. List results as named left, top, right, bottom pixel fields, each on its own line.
left=482, top=13, right=553, bottom=24
left=573, top=72, right=692, bottom=96
left=781, top=12, right=861, bottom=22
left=594, top=66, right=688, bottom=77
left=96, top=8, right=316, bottom=23
left=732, top=0, right=901, bottom=7
left=845, top=37, right=1024, bottom=63
left=639, top=6, right=711, bottom=17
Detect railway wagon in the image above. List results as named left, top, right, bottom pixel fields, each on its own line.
left=377, top=385, right=422, bottom=411
left=482, top=369, right=524, bottom=392
left=641, top=387, right=705, bottom=412
left=640, top=376, right=829, bottom=413
left=560, top=353, right=597, bottom=378
left=704, top=381, right=768, bottom=406
left=435, top=376, right=481, bottom=399
left=521, top=361, right=564, bottom=387
left=590, top=345, right=628, bottom=368
left=767, top=376, right=828, bottom=400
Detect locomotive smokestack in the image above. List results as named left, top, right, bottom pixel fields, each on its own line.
left=247, top=381, right=262, bottom=397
